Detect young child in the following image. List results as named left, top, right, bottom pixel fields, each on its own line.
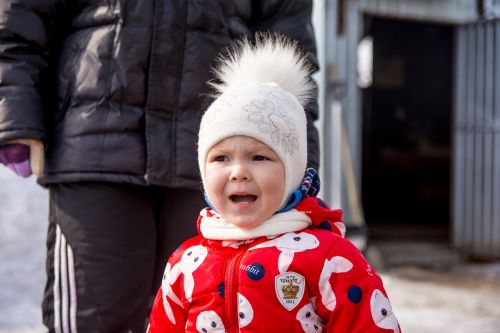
left=148, top=35, right=401, bottom=333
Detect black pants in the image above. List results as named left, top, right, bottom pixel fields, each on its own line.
left=42, top=182, right=205, bottom=333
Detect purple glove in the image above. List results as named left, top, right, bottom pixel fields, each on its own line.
left=0, top=143, right=32, bottom=177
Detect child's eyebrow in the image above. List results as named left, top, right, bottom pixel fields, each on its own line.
left=255, top=145, right=276, bottom=153
left=207, top=148, right=228, bottom=155
left=207, top=145, right=233, bottom=156
left=250, top=142, right=272, bottom=150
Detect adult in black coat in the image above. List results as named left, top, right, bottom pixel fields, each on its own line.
left=0, top=0, right=320, bottom=331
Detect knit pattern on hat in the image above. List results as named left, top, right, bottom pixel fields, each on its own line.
left=198, top=33, right=315, bottom=208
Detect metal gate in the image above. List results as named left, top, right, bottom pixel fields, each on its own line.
left=453, top=19, right=500, bottom=259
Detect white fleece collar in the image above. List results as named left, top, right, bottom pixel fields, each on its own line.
left=199, top=208, right=312, bottom=241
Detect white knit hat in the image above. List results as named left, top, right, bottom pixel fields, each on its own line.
left=198, top=34, right=314, bottom=209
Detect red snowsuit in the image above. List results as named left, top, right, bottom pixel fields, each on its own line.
left=148, top=198, right=400, bottom=333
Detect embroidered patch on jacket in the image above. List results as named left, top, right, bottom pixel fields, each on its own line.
left=275, top=272, right=305, bottom=311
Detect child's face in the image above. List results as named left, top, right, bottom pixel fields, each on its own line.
left=205, top=135, right=285, bottom=229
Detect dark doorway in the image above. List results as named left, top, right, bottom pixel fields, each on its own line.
left=361, top=17, right=453, bottom=240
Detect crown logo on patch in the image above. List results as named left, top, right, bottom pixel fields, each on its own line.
left=281, top=281, right=300, bottom=299
left=275, top=272, right=305, bottom=311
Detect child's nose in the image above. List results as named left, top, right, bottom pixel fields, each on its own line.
left=230, top=163, right=250, bottom=181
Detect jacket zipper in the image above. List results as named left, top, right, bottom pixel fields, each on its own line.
left=224, top=250, right=245, bottom=333
left=143, top=0, right=161, bottom=183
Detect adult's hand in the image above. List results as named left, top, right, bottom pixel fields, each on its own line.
left=0, top=139, right=44, bottom=177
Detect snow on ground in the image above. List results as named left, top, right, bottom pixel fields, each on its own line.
left=1, top=167, right=500, bottom=332
left=382, top=264, right=500, bottom=333
left=0, top=168, right=47, bottom=332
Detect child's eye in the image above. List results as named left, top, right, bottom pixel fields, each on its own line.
left=253, top=155, right=269, bottom=161
left=214, top=155, right=228, bottom=162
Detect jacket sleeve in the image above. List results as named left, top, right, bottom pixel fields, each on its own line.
left=0, top=0, right=60, bottom=145
left=250, top=0, right=320, bottom=169
left=315, top=237, right=402, bottom=333
left=148, top=261, right=187, bottom=333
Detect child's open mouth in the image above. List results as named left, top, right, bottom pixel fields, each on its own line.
left=229, top=194, right=257, bottom=203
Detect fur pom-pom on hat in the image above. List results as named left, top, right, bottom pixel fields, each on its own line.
left=209, top=33, right=315, bottom=108
left=198, top=33, right=315, bottom=209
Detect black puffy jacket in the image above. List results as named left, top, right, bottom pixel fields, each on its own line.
left=0, top=0, right=319, bottom=189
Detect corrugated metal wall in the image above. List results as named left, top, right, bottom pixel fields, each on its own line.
left=359, top=0, right=479, bottom=24
left=453, top=19, right=500, bottom=259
